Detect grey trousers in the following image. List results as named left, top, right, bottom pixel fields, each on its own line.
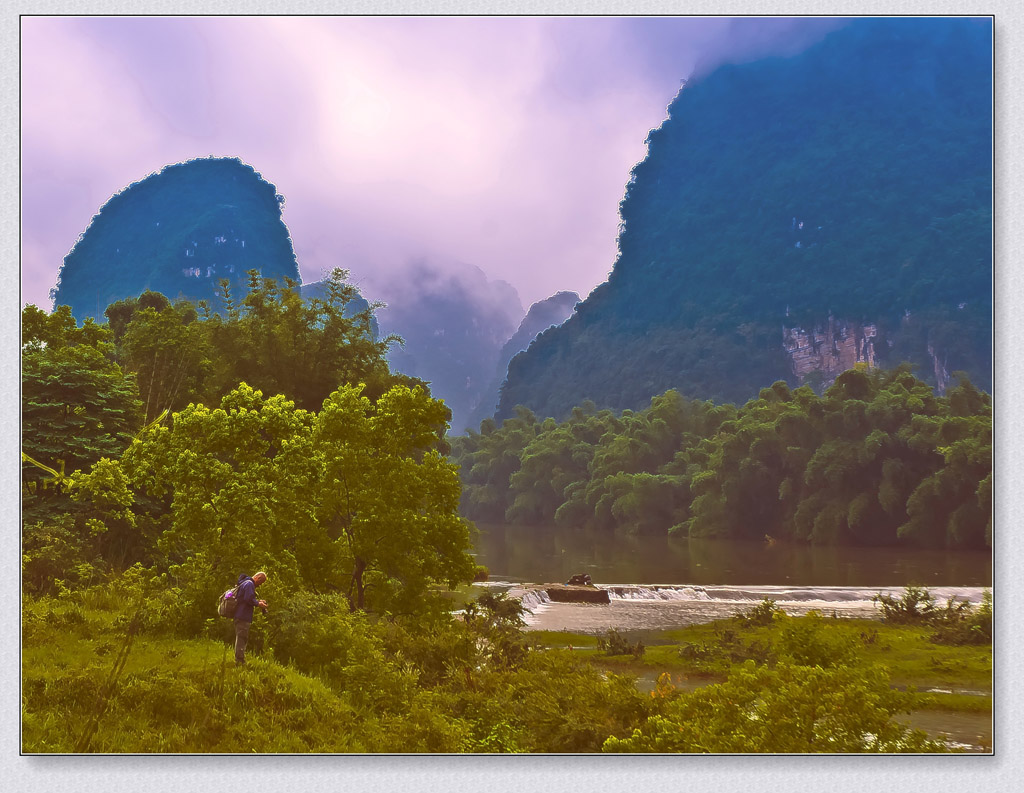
left=234, top=619, right=251, bottom=664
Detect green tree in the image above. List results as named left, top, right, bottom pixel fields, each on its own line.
left=208, top=268, right=407, bottom=411
left=105, top=269, right=421, bottom=420
left=898, top=376, right=991, bottom=547
left=123, top=381, right=475, bottom=616
left=22, top=305, right=143, bottom=520
left=114, top=297, right=211, bottom=423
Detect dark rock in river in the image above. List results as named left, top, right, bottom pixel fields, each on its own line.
left=566, top=573, right=593, bottom=586
left=545, top=584, right=610, bottom=604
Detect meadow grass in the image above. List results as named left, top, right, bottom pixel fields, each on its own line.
left=22, top=593, right=372, bottom=753
left=533, top=615, right=992, bottom=714
left=24, top=592, right=991, bottom=753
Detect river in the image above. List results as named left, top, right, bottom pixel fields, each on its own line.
left=472, top=523, right=991, bottom=633
left=473, top=522, right=993, bottom=751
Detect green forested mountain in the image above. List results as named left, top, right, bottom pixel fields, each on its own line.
left=52, top=157, right=300, bottom=321
left=497, top=18, right=991, bottom=421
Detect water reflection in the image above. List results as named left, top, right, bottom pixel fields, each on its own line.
left=473, top=523, right=992, bottom=587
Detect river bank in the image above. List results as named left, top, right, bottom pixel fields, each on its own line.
left=528, top=612, right=992, bottom=752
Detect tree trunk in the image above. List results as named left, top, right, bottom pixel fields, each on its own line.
left=348, top=556, right=367, bottom=611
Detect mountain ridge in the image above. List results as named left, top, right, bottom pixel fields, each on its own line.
left=51, top=156, right=300, bottom=321
left=496, top=17, right=992, bottom=421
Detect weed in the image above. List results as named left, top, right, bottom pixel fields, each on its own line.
left=597, top=629, right=645, bottom=659
left=872, top=585, right=935, bottom=624
left=733, top=597, right=781, bottom=628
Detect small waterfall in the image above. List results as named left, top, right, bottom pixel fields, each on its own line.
left=507, top=586, right=551, bottom=612
left=603, top=585, right=712, bottom=601
left=488, top=582, right=989, bottom=633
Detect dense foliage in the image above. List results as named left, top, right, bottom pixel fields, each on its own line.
left=52, top=157, right=300, bottom=321
left=23, top=253, right=988, bottom=753
left=100, top=267, right=413, bottom=420
left=497, top=18, right=991, bottom=420
left=454, top=365, right=991, bottom=549
left=22, top=304, right=143, bottom=528
left=124, top=381, right=474, bottom=615
left=22, top=273, right=426, bottom=597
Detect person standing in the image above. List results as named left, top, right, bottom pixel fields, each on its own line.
left=234, top=570, right=268, bottom=665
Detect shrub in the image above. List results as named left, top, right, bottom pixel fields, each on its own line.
left=734, top=597, right=781, bottom=627
left=930, top=590, right=992, bottom=645
left=22, top=515, right=103, bottom=595
left=604, top=661, right=946, bottom=753
left=597, top=629, right=645, bottom=659
left=872, top=585, right=936, bottom=624
left=775, top=610, right=858, bottom=668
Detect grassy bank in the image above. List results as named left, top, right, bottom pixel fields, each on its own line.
left=22, top=588, right=649, bottom=754
left=24, top=587, right=985, bottom=753
left=540, top=618, right=987, bottom=700
left=531, top=611, right=992, bottom=718
left=23, top=596, right=371, bottom=752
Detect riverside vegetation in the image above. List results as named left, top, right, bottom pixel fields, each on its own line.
left=22, top=276, right=990, bottom=752
left=452, top=367, right=990, bottom=549
left=545, top=591, right=991, bottom=752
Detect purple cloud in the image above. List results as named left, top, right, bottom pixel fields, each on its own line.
left=21, top=16, right=838, bottom=312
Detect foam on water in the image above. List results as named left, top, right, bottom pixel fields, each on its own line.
left=496, top=582, right=989, bottom=633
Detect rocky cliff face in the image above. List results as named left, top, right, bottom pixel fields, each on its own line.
left=927, top=341, right=952, bottom=394
left=783, top=317, right=877, bottom=389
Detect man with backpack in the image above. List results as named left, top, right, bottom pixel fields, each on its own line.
left=233, top=571, right=268, bottom=665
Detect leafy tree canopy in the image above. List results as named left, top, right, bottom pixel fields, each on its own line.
left=122, top=381, right=475, bottom=615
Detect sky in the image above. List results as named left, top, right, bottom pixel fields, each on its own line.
left=21, top=15, right=840, bottom=313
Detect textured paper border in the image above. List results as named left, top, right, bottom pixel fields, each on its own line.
left=4, top=3, right=1019, bottom=791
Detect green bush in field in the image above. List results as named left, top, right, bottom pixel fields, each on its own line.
left=482, top=650, right=650, bottom=753
left=872, top=585, right=992, bottom=646
left=775, top=610, right=859, bottom=668
left=597, top=628, right=645, bottom=659
left=929, top=589, right=992, bottom=646
left=603, top=660, right=943, bottom=753
left=462, top=591, right=530, bottom=669
left=22, top=514, right=102, bottom=595
left=872, top=585, right=936, bottom=624
left=733, top=596, right=781, bottom=627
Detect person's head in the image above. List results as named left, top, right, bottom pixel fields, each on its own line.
left=252, top=571, right=267, bottom=586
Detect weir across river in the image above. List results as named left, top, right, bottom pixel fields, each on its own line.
left=484, top=582, right=989, bottom=634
